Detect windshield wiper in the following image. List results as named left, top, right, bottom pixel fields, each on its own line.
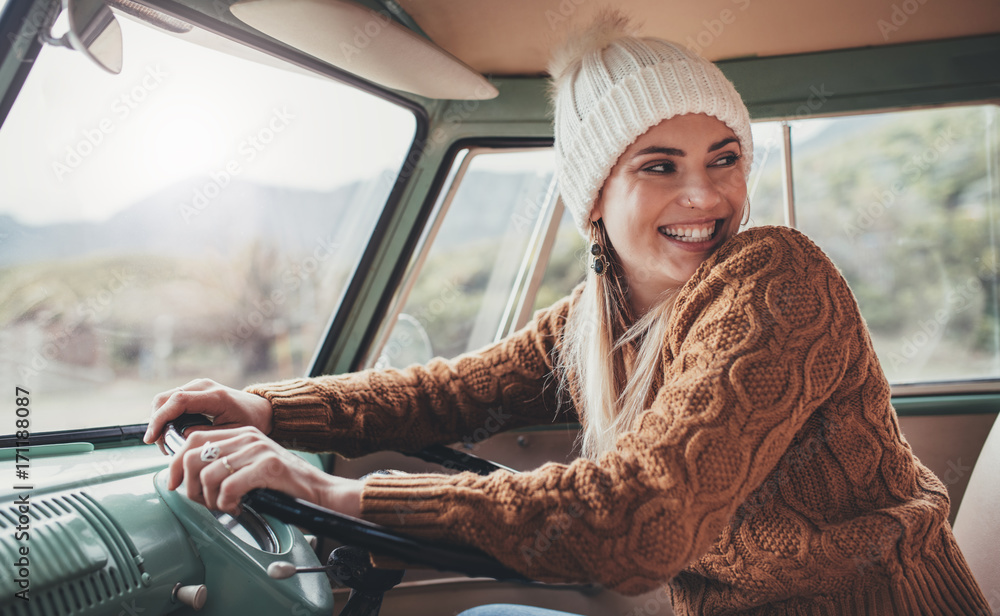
left=0, top=424, right=147, bottom=448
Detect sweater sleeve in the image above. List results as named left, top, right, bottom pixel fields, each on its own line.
left=244, top=292, right=576, bottom=456
left=359, top=226, right=864, bottom=594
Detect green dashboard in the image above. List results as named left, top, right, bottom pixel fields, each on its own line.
left=0, top=442, right=333, bottom=616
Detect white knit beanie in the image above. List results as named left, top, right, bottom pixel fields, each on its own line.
left=549, top=14, right=753, bottom=236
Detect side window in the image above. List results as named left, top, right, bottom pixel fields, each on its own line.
left=372, top=148, right=556, bottom=368
left=746, top=121, right=788, bottom=228
left=794, top=104, right=1000, bottom=384
left=530, top=208, right=586, bottom=314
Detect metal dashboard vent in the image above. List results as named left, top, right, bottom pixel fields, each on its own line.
left=0, top=492, right=145, bottom=616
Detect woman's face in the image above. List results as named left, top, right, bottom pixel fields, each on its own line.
left=592, top=113, right=748, bottom=314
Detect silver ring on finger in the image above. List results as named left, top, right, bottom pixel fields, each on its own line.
left=200, top=441, right=220, bottom=462
left=222, top=456, right=235, bottom=475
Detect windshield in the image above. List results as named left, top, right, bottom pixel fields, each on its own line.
left=0, top=10, right=416, bottom=433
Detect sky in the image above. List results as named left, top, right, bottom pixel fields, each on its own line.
left=0, top=11, right=415, bottom=225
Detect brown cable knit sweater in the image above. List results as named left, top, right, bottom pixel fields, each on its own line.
left=248, top=226, right=989, bottom=616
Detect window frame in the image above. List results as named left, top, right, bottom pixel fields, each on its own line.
left=360, top=139, right=558, bottom=370
left=719, top=33, right=1000, bottom=121
left=756, top=101, right=1000, bottom=396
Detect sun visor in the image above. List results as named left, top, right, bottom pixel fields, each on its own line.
left=229, top=0, right=498, bottom=100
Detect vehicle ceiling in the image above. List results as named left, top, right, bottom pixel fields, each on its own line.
left=392, top=0, right=1000, bottom=75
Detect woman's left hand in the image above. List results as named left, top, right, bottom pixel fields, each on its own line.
left=168, top=426, right=362, bottom=517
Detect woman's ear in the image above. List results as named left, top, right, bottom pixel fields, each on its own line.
left=590, top=191, right=603, bottom=222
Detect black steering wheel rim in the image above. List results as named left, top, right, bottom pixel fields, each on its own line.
left=242, top=488, right=530, bottom=582
left=163, top=414, right=531, bottom=584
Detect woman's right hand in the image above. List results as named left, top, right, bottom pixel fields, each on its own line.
left=144, top=378, right=274, bottom=452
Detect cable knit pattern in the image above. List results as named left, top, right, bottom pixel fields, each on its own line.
left=248, top=226, right=989, bottom=616
left=247, top=300, right=569, bottom=457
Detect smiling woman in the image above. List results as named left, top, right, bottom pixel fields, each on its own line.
left=593, top=115, right=748, bottom=315
left=1, top=1, right=999, bottom=616
left=140, top=12, right=990, bottom=616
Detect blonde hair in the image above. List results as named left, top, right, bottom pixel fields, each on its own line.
left=547, top=12, right=754, bottom=459
left=558, top=222, right=677, bottom=460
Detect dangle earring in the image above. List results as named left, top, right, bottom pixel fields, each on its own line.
left=590, top=220, right=608, bottom=276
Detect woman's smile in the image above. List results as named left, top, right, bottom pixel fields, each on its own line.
left=658, top=217, right=728, bottom=251
left=592, top=113, right=748, bottom=314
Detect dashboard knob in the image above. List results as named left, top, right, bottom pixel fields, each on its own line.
left=267, top=560, right=337, bottom=579
left=172, top=583, right=208, bottom=610
left=267, top=561, right=298, bottom=579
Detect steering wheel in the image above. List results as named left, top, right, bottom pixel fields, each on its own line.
left=162, top=414, right=531, bottom=616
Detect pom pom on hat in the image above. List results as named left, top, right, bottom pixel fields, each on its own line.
left=547, top=11, right=637, bottom=88
left=548, top=11, right=753, bottom=236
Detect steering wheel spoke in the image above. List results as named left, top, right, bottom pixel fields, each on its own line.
left=242, top=488, right=530, bottom=583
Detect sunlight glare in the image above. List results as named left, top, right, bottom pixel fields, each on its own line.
left=142, top=100, right=227, bottom=181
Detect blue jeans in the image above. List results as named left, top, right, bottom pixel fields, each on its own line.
left=458, top=606, right=582, bottom=616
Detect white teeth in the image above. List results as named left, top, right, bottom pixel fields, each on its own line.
left=660, top=221, right=717, bottom=242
